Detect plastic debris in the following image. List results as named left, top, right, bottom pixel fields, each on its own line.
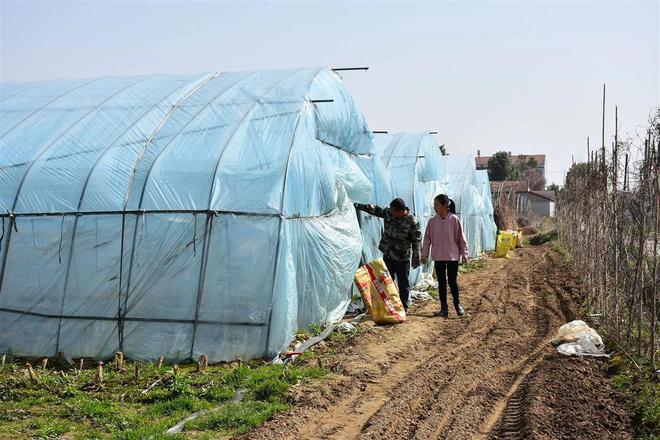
left=552, top=320, right=610, bottom=358
left=335, top=322, right=357, bottom=334
left=410, top=290, right=434, bottom=302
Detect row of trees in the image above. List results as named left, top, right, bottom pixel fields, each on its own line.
left=487, top=151, right=546, bottom=190
left=557, top=108, right=659, bottom=359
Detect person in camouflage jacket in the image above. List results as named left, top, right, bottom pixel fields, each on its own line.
left=356, top=198, right=422, bottom=310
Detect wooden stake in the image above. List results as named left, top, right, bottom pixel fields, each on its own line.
left=95, top=361, right=104, bottom=383
left=623, top=154, right=629, bottom=191
left=651, top=146, right=659, bottom=356
left=134, top=363, right=140, bottom=382
left=197, top=354, right=208, bottom=373
left=78, top=358, right=84, bottom=373
left=173, top=364, right=179, bottom=375
left=601, top=83, right=606, bottom=174
left=1, top=354, right=5, bottom=368
left=157, top=356, right=164, bottom=369
left=115, top=351, right=124, bottom=371
left=26, top=363, right=37, bottom=381
left=41, top=358, right=48, bottom=371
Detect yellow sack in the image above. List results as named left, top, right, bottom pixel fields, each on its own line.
left=515, top=230, right=524, bottom=248
left=494, top=231, right=516, bottom=258
left=507, top=229, right=524, bottom=248
left=354, top=258, right=406, bottom=325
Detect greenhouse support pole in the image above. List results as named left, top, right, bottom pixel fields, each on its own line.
left=264, top=92, right=320, bottom=356
left=55, top=77, right=195, bottom=356
left=190, top=213, right=213, bottom=359
left=0, top=76, right=148, bottom=344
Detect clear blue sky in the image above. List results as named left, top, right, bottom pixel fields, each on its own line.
left=1, top=0, right=658, bottom=185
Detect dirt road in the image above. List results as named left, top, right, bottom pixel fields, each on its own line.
left=240, top=245, right=632, bottom=440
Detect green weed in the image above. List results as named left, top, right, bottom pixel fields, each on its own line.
left=608, top=354, right=660, bottom=439
left=186, top=401, right=288, bottom=434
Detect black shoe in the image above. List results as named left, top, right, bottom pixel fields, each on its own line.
left=439, top=309, right=448, bottom=318
left=455, top=304, right=465, bottom=316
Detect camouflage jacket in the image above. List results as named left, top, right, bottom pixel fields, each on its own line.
left=356, top=204, right=422, bottom=263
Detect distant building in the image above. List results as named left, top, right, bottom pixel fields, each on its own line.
left=476, top=152, right=547, bottom=195
left=475, top=153, right=546, bottom=180
left=490, top=181, right=556, bottom=218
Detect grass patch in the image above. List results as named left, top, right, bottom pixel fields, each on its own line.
left=608, top=354, right=660, bottom=439
left=458, top=259, right=487, bottom=274
left=551, top=242, right=573, bottom=263
left=0, top=357, right=327, bottom=438
left=296, top=322, right=325, bottom=339
left=186, top=401, right=288, bottom=435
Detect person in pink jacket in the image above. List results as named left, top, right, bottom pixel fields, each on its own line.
left=421, top=194, right=469, bottom=318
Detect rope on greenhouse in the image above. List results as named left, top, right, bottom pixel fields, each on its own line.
left=0, top=305, right=266, bottom=326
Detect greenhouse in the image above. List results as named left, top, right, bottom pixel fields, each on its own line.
left=476, top=170, right=498, bottom=252
left=0, top=67, right=376, bottom=362
left=377, top=132, right=445, bottom=285
left=436, top=154, right=495, bottom=258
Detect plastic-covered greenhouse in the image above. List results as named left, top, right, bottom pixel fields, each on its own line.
left=0, top=67, right=378, bottom=362
left=0, top=68, right=499, bottom=363
left=375, top=132, right=444, bottom=285
left=475, top=170, right=497, bottom=251
left=360, top=134, right=498, bottom=287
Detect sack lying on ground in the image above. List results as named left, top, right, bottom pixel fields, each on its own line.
left=513, top=230, right=524, bottom=248
left=354, top=258, right=406, bottom=325
left=552, top=320, right=610, bottom=357
left=494, top=231, right=516, bottom=258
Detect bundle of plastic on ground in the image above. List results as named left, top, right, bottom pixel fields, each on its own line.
left=0, top=67, right=376, bottom=363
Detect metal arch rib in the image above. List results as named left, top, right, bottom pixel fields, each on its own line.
left=204, top=69, right=314, bottom=210
left=264, top=67, right=326, bottom=356
left=112, top=72, right=220, bottom=351
left=130, top=70, right=263, bottom=212
left=10, top=75, right=157, bottom=214
left=384, top=133, right=404, bottom=168
left=119, top=73, right=220, bottom=210
left=54, top=74, right=206, bottom=356
left=0, top=77, right=104, bottom=140
left=0, top=84, right=37, bottom=104
left=0, top=75, right=154, bottom=299
left=410, top=133, right=429, bottom=216
left=190, top=69, right=316, bottom=359
left=118, top=71, right=266, bottom=350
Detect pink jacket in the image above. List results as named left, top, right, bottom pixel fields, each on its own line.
left=421, top=213, right=468, bottom=262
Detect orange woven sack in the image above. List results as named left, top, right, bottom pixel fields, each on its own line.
left=354, top=258, right=406, bottom=325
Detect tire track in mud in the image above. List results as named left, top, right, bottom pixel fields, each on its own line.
left=240, top=246, right=578, bottom=440
left=350, top=247, right=561, bottom=440
left=309, top=272, right=514, bottom=440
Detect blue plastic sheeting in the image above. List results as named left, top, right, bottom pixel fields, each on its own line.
left=377, top=132, right=444, bottom=285
left=0, top=67, right=375, bottom=362
left=435, top=155, right=483, bottom=258
left=476, top=170, right=497, bottom=251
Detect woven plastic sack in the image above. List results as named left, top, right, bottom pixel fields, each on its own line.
left=354, top=258, right=406, bottom=325
left=494, top=231, right=516, bottom=258
left=514, top=230, right=524, bottom=248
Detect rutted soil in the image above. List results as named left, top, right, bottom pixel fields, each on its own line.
left=239, top=244, right=632, bottom=440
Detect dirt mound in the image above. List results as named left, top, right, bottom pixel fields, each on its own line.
left=513, top=353, right=631, bottom=439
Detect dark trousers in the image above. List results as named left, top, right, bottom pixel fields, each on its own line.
left=435, top=261, right=460, bottom=312
left=383, top=257, right=410, bottom=310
